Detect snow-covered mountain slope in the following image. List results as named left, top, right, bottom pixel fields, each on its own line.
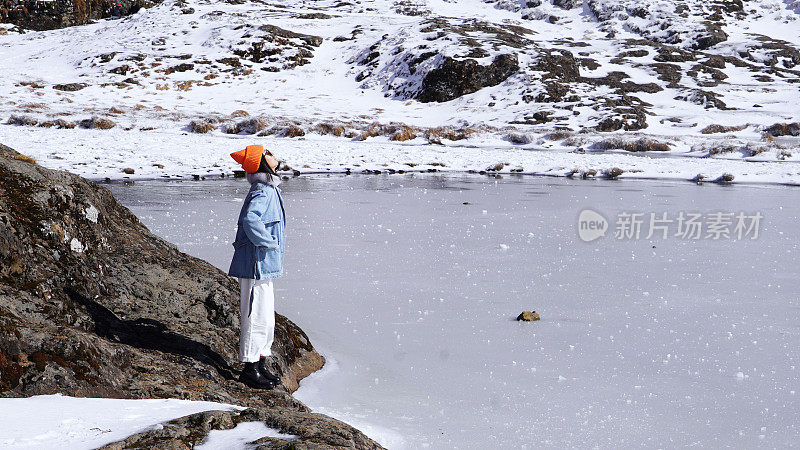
left=0, top=0, right=798, bottom=179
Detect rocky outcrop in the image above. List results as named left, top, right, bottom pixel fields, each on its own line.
left=232, top=24, right=323, bottom=71
left=100, top=408, right=380, bottom=449
left=0, top=0, right=157, bottom=31
left=416, top=53, right=519, bottom=102
left=0, top=144, right=383, bottom=448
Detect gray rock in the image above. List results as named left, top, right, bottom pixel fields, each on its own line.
left=0, top=144, right=383, bottom=449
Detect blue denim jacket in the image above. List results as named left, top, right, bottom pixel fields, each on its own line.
left=228, top=182, right=285, bottom=279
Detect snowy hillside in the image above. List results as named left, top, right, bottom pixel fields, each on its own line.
left=0, top=0, right=799, bottom=180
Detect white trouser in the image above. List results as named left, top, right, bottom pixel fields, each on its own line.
left=238, top=277, right=276, bottom=363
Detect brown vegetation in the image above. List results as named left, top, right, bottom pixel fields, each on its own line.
left=593, top=137, right=671, bottom=152
left=700, top=124, right=748, bottom=134
left=225, top=118, right=267, bottom=135
left=79, top=117, right=116, bottom=130
left=281, top=125, right=305, bottom=138
left=189, top=120, right=216, bottom=134
left=7, top=115, right=38, bottom=126
left=543, top=130, right=574, bottom=140
left=311, top=122, right=346, bottom=136
left=390, top=126, right=417, bottom=141
left=424, top=126, right=477, bottom=144
left=11, top=153, right=36, bottom=164
left=764, top=122, right=800, bottom=137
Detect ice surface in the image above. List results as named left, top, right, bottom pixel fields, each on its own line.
left=108, top=173, right=800, bottom=448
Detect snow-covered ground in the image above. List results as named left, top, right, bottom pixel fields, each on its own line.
left=0, top=394, right=266, bottom=449
left=108, top=174, right=800, bottom=448
left=1, top=0, right=799, bottom=183
left=1, top=125, right=799, bottom=185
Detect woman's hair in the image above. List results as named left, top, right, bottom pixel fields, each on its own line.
left=256, top=155, right=278, bottom=176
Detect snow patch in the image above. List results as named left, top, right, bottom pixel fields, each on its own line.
left=196, top=422, right=298, bottom=449
left=70, top=238, right=84, bottom=253
left=84, top=204, right=99, bottom=223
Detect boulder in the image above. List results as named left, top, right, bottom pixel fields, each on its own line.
left=0, top=144, right=383, bottom=448
left=416, top=54, right=519, bottom=103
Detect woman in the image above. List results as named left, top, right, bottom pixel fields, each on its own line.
left=228, top=144, right=286, bottom=390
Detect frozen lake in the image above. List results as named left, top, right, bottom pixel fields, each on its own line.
left=108, top=174, right=800, bottom=448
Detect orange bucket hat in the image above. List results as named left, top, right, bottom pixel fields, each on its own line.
left=230, top=145, right=263, bottom=173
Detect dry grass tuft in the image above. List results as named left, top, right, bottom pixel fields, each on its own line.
left=52, top=119, right=76, bottom=129
left=543, top=130, right=574, bottom=140
left=424, top=126, right=477, bottom=144
left=744, top=143, right=770, bottom=157
left=604, top=167, right=624, bottom=179
left=700, top=124, right=748, bottom=134
left=764, top=122, right=800, bottom=137
left=225, top=117, right=267, bottom=135
left=706, top=144, right=738, bottom=156
left=505, top=132, right=532, bottom=145
left=189, top=120, right=216, bottom=134
left=11, top=153, right=36, bottom=164
left=281, top=125, right=306, bottom=138
left=593, top=137, right=671, bottom=152
left=231, top=110, right=250, bottom=118
left=358, top=122, right=386, bottom=140
left=79, top=117, right=116, bottom=130
left=390, top=126, right=417, bottom=141
left=562, top=136, right=587, bottom=147
left=7, top=114, right=38, bottom=126
left=311, top=122, right=346, bottom=136
left=175, top=80, right=198, bottom=91
left=20, top=103, right=47, bottom=110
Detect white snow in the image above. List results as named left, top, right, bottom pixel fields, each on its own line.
left=84, top=204, right=99, bottom=223
left=70, top=237, right=84, bottom=253
left=0, top=394, right=244, bottom=449
left=196, top=421, right=299, bottom=449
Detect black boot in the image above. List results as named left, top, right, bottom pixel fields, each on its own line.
left=239, top=362, right=276, bottom=389
left=258, top=357, right=282, bottom=385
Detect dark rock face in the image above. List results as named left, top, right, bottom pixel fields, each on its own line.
left=0, top=144, right=383, bottom=448
left=416, top=53, right=519, bottom=103
left=0, top=0, right=157, bottom=31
